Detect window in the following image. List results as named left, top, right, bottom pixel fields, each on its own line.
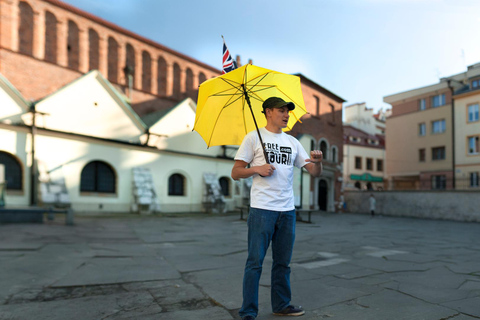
left=320, top=141, right=328, bottom=161
left=431, top=175, right=446, bottom=190
left=315, top=96, right=320, bottom=116
left=419, top=149, right=426, bottom=162
left=472, top=79, right=479, bottom=89
left=355, top=156, right=362, bottom=169
left=366, top=158, right=373, bottom=171
left=331, top=146, right=337, bottom=163
left=126, top=43, right=136, bottom=87
left=419, top=123, right=426, bottom=136
left=432, top=119, right=446, bottom=134
left=18, top=1, right=34, bottom=56
left=142, top=50, right=152, bottom=92
left=67, top=20, right=80, bottom=70
left=330, top=104, right=335, bottom=122
left=168, top=173, right=185, bottom=196
left=376, top=159, right=383, bottom=172
left=432, top=147, right=445, bottom=160
left=219, top=177, right=230, bottom=196
left=45, top=11, right=57, bottom=64
left=80, top=161, right=116, bottom=193
left=470, top=172, right=479, bottom=188
left=468, top=104, right=479, bottom=122
left=419, top=98, right=426, bottom=111
left=0, top=151, right=23, bottom=190
left=468, top=136, right=479, bottom=154
left=431, top=94, right=446, bottom=108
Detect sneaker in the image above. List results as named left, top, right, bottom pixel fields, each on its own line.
left=242, top=316, right=255, bottom=320
left=273, top=305, right=305, bottom=316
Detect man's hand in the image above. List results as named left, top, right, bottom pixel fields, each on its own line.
left=256, top=164, right=276, bottom=177
left=304, top=150, right=323, bottom=177
left=306, top=150, right=323, bottom=164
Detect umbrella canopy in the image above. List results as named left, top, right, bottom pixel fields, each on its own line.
left=194, top=64, right=307, bottom=149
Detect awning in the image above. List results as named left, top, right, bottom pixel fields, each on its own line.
left=350, top=173, right=383, bottom=182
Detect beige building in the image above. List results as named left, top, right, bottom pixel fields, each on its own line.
left=452, top=63, right=480, bottom=189
left=384, top=62, right=480, bottom=190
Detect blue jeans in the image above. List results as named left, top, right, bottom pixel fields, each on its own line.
left=239, top=207, right=296, bottom=318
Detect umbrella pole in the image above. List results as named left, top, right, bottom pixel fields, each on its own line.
left=242, top=84, right=269, bottom=164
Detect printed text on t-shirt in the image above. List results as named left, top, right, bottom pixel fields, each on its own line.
left=264, top=143, right=292, bottom=165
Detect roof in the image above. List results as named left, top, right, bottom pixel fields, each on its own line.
left=0, top=72, right=32, bottom=110
left=343, top=125, right=385, bottom=148
left=141, top=108, right=174, bottom=127
left=294, top=73, right=346, bottom=103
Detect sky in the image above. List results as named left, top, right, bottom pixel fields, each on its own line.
left=61, top=0, right=480, bottom=114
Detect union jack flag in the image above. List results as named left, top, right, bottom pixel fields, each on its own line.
left=222, top=38, right=236, bottom=74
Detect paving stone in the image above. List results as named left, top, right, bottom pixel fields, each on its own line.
left=315, top=289, right=459, bottom=320
left=1, top=213, right=479, bottom=320
left=442, top=296, right=480, bottom=318
left=52, top=256, right=180, bottom=287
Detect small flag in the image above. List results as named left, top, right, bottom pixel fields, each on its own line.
left=222, top=37, right=236, bottom=74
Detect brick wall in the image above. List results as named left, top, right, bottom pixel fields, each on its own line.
left=0, top=0, right=221, bottom=115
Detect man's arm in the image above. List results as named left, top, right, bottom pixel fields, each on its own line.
left=304, top=150, right=323, bottom=177
left=231, top=160, right=276, bottom=181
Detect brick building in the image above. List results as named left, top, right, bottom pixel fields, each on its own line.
left=289, top=75, right=345, bottom=211
left=0, top=0, right=221, bottom=116
left=0, top=0, right=346, bottom=213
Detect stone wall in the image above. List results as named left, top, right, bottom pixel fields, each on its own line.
left=344, top=190, right=480, bottom=223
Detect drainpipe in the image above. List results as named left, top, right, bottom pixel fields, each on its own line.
left=447, top=80, right=456, bottom=190
left=30, top=103, right=37, bottom=206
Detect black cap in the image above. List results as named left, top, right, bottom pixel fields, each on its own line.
left=262, top=97, right=295, bottom=113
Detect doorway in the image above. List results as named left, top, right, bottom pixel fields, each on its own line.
left=318, top=179, right=328, bottom=211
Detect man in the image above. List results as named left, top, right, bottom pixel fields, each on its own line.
left=369, top=194, right=376, bottom=216
left=232, top=97, right=323, bottom=320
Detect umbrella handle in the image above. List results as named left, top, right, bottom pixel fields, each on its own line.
left=242, top=84, right=270, bottom=165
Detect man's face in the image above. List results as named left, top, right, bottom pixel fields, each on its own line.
left=267, top=106, right=290, bottom=129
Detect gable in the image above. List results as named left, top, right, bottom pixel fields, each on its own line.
left=0, top=73, right=30, bottom=124
left=35, top=71, right=146, bottom=142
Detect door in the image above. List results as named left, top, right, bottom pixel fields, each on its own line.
left=318, top=179, right=328, bottom=211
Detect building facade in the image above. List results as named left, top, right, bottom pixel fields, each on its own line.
left=289, top=75, right=345, bottom=212
left=0, top=0, right=221, bottom=117
left=384, top=62, right=480, bottom=190
left=0, top=0, right=346, bottom=213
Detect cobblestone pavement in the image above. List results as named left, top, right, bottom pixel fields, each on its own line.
left=0, top=212, right=479, bottom=320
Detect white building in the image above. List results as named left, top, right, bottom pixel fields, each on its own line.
left=0, top=71, right=318, bottom=214
left=342, top=103, right=388, bottom=190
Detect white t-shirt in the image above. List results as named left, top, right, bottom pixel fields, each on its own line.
left=235, top=127, right=309, bottom=211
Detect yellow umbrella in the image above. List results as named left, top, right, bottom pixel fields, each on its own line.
left=193, top=64, right=307, bottom=162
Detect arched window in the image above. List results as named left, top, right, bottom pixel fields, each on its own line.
left=67, top=20, right=80, bottom=70
left=310, top=139, right=315, bottom=153
left=173, top=63, right=181, bottom=98
left=185, top=68, right=194, bottom=96
left=157, top=56, right=167, bottom=96
left=320, top=141, right=328, bottom=161
left=44, top=11, right=57, bottom=63
left=142, top=50, right=151, bottom=92
left=198, top=72, right=207, bottom=86
left=331, top=146, right=338, bottom=163
left=80, top=161, right=116, bottom=193
left=168, top=174, right=185, bottom=196
left=125, top=43, right=136, bottom=87
left=107, top=37, right=118, bottom=82
left=88, top=28, right=99, bottom=70
left=0, top=151, right=23, bottom=190
left=219, top=177, right=230, bottom=197
left=18, top=1, right=34, bottom=56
